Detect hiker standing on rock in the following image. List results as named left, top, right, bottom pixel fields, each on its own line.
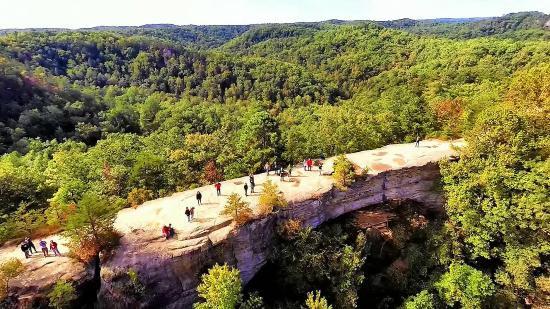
left=288, top=164, right=293, bottom=176
left=303, top=159, right=307, bottom=171
left=190, top=207, right=195, bottom=221
left=25, top=237, right=38, bottom=254
left=196, top=191, right=202, bottom=205
left=39, top=239, right=48, bottom=257
left=215, top=182, right=222, bottom=196
left=244, top=183, right=248, bottom=196
left=20, top=242, right=30, bottom=258
left=185, top=207, right=191, bottom=222
left=249, top=174, right=255, bottom=193
left=307, top=158, right=313, bottom=171
left=318, top=161, right=323, bottom=175
left=50, top=240, right=61, bottom=256
left=415, top=134, right=420, bottom=148
left=265, top=162, right=271, bottom=176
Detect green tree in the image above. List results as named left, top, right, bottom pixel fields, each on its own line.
left=63, top=192, right=120, bottom=277
left=48, top=280, right=77, bottom=309
left=220, top=193, right=254, bottom=226
left=194, top=264, right=242, bottom=309
left=435, top=263, right=495, bottom=309
left=258, top=180, right=287, bottom=216
left=0, top=258, right=24, bottom=298
left=332, top=155, right=355, bottom=190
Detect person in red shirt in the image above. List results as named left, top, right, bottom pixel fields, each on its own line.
left=215, top=182, right=222, bottom=196
left=162, top=225, right=170, bottom=239
left=307, top=158, right=313, bottom=171
left=49, top=240, right=61, bottom=256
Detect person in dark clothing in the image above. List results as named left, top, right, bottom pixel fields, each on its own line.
left=25, top=237, right=38, bottom=254
left=249, top=174, right=255, bottom=193
left=168, top=224, right=175, bottom=238
left=39, top=240, right=48, bottom=257
left=215, top=182, right=222, bottom=196
left=190, top=207, right=195, bottom=221
left=196, top=191, right=202, bottom=205
left=244, top=183, right=248, bottom=196
left=185, top=207, right=191, bottom=222
left=415, top=135, right=420, bottom=147
left=21, top=242, right=30, bottom=258
left=288, top=164, right=293, bottom=176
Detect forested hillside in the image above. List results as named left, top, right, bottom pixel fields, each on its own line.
left=0, top=11, right=548, bottom=308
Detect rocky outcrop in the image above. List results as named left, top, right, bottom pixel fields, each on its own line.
left=0, top=139, right=461, bottom=308
left=99, top=162, right=446, bottom=308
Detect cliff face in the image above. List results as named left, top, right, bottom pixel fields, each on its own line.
left=99, top=162, right=445, bottom=308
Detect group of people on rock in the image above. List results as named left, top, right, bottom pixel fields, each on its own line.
left=162, top=159, right=326, bottom=239
left=162, top=224, right=176, bottom=239
left=184, top=206, right=196, bottom=222
left=304, top=158, right=324, bottom=175
left=20, top=237, right=60, bottom=258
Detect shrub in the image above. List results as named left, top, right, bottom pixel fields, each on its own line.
left=220, top=193, right=254, bottom=226
left=194, top=264, right=242, bottom=309
left=127, top=188, right=153, bottom=208
left=332, top=155, right=355, bottom=190
left=110, top=268, right=146, bottom=300
left=277, top=219, right=302, bottom=240
left=239, top=292, right=264, bottom=309
left=403, top=290, right=435, bottom=309
left=0, top=258, right=24, bottom=299
left=48, top=280, right=77, bottom=309
left=305, top=290, right=332, bottom=309
left=258, top=180, right=287, bottom=216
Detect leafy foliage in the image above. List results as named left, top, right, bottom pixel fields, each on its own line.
left=332, top=155, right=356, bottom=190
left=305, top=290, right=333, bottom=309
left=0, top=258, right=24, bottom=298
left=220, top=193, right=254, bottom=226
left=47, top=280, right=77, bottom=309
left=435, top=263, right=495, bottom=309
left=257, top=180, right=287, bottom=215
left=194, top=264, right=242, bottom=309
left=63, top=192, right=120, bottom=262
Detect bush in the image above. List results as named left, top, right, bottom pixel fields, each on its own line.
left=0, top=258, right=24, bottom=299
left=110, top=268, right=147, bottom=300
left=48, top=280, right=77, bottom=309
left=332, top=155, right=355, bottom=190
left=403, top=290, right=435, bottom=309
left=220, top=193, right=254, bottom=226
left=194, top=264, right=242, bottom=309
left=239, top=292, right=264, bottom=309
left=127, top=188, right=153, bottom=208
left=258, top=180, right=287, bottom=216
left=277, top=219, right=302, bottom=240
left=305, top=290, right=332, bottom=309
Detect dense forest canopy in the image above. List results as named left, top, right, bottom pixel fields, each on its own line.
left=0, top=11, right=548, bottom=308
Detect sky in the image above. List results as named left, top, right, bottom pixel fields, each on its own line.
left=1, top=0, right=549, bottom=29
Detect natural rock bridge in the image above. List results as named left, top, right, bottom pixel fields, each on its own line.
left=0, top=139, right=464, bottom=308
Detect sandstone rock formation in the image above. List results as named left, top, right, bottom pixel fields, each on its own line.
left=0, top=139, right=463, bottom=308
